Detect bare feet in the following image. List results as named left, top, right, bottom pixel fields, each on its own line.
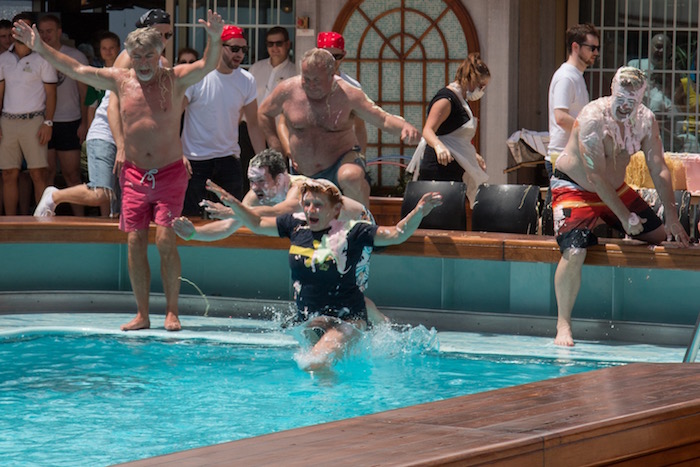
left=164, top=312, right=182, bottom=332
left=121, top=314, right=150, bottom=331
left=554, top=325, right=574, bottom=347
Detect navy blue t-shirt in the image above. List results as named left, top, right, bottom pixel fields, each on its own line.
left=277, top=213, right=378, bottom=322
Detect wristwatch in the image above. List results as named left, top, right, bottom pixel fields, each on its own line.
left=42, top=120, right=53, bottom=127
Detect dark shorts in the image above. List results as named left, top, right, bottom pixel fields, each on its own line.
left=552, top=170, right=662, bottom=253
left=48, top=119, right=82, bottom=151
left=291, top=146, right=371, bottom=186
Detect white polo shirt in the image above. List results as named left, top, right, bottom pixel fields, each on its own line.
left=0, top=47, right=57, bottom=114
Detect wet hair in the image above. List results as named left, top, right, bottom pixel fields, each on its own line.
left=300, top=179, right=343, bottom=207
left=454, top=52, right=490, bottom=91
left=266, top=26, right=289, bottom=42
left=124, top=27, right=163, bottom=56
left=38, top=14, right=61, bottom=29
left=612, top=66, right=647, bottom=91
left=249, top=149, right=288, bottom=178
left=566, top=23, right=600, bottom=55
left=301, top=48, right=335, bottom=75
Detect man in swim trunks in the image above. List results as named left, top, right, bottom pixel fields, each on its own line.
left=551, top=66, right=691, bottom=347
left=172, top=148, right=389, bottom=325
left=13, top=10, right=224, bottom=332
left=258, top=48, right=421, bottom=208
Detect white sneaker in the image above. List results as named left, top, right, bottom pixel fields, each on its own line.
left=34, top=186, right=58, bottom=217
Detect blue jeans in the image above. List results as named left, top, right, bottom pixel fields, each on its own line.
left=86, top=138, right=120, bottom=215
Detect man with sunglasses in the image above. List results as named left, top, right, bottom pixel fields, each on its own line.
left=249, top=26, right=297, bottom=104
left=181, top=25, right=266, bottom=216
left=546, top=23, right=600, bottom=179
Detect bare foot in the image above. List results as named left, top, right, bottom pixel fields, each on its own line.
left=121, top=315, right=150, bottom=331
left=164, top=312, right=181, bottom=332
left=554, top=326, right=574, bottom=347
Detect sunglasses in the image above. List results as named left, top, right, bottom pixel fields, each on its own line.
left=223, top=44, right=249, bottom=54
left=178, top=59, right=196, bottom=64
left=332, top=53, right=345, bottom=60
left=162, top=32, right=173, bottom=40
left=266, top=40, right=286, bottom=48
left=579, top=42, right=600, bottom=52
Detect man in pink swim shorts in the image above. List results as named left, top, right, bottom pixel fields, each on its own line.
left=14, top=9, right=224, bottom=332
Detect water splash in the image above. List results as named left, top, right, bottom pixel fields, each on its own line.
left=178, top=276, right=210, bottom=317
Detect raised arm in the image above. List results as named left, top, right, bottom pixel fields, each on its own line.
left=13, top=21, right=119, bottom=92
left=174, top=10, right=223, bottom=89
left=374, top=192, right=442, bottom=246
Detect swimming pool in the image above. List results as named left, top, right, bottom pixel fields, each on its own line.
left=0, top=313, right=685, bottom=466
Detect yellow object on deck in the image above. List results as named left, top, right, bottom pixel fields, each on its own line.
left=625, top=152, right=689, bottom=190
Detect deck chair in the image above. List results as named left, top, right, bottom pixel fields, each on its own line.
left=400, top=180, right=467, bottom=230
left=470, top=184, right=541, bottom=234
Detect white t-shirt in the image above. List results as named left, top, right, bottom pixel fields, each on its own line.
left=53, top=45, right=88, bottom=122
left=0, top=47, right=57, bottom=114
left=182, top=67, right=257, bottom=160
left=86, top=91, right=114, bottom=144
left=248, top=57, right=298, bottom=104
left=547, top=62, right=589, bottom=159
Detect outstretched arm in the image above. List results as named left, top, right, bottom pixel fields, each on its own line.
left=205, top=179, right=279, bottom=236
left=258, top=83, right=289, bottom=151
left=173, top=216, right=242, bottom=242
left=350, top=85, right=420, bottom=144
left=374, top=192, right=442, bottom=246
left=13, top=21, right=119, bottom=92
left=174, top=10, right=223, bottom=89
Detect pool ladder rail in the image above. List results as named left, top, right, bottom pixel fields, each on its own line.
left=683, top=309, right=700, bottom=362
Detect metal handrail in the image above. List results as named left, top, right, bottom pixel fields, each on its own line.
left=683, top=310, right=700, bottom=362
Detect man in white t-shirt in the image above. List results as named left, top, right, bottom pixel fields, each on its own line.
left=38, top=14, right=88, bottom=215
left=547, top=23, right=600, bottom=177
left=181, top=25, right=266, bottom=216
left=0, top=13, right=57, bottom=216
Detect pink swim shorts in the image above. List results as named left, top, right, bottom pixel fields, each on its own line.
left=119, top=159, right=188, bottom=232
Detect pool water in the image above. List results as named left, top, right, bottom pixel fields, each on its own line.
left=0, top=313, right=684, bottom=466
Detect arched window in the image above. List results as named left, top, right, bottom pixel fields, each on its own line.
left=334, top=0, right=480, bottom=191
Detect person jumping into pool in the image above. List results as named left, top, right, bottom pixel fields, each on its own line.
left=173, top=148, right=389, bottom=325
left=13, top=10, right=225, bottom=332
left=198, top=177, right=441, bottom=371
left=551, top=66, right=691, bottom=347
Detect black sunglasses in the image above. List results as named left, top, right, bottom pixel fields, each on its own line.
left=579, top=42, right=600, bottom=52
left=162, top=32, right=173, bottom=40
left=224, top=44, right=249, bottom=54
left=332, top=53, right=345, bottom=60
left=266, top=40, right=286, bottom=48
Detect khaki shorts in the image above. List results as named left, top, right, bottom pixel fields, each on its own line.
left=0, top=116, right=48, bottom=169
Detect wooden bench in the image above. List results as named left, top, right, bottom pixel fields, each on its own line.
left=2, top=216, right=700, bottom=271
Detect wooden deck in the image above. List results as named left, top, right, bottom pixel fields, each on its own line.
left=118, top=363, right=700, bottom=466
left=2, top=215, right=700, bottom=271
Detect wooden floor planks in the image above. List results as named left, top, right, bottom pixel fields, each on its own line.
left=119, top=363, right=700, bottom=466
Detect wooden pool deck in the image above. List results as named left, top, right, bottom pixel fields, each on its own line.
left=119, top=363, right=700, bottom=466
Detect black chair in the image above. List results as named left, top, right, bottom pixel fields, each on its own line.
left=400, top=180, right=467, bottom=230
left=470, top=184, right=541, bottom=234
left=638, top=188, right=692, bottom=235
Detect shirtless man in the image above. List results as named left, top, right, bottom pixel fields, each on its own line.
left=258, top=48, right=420, bottom=207
left=13, top=10, right=224, bottom=332
left=551, top=66, right=691, bottom=347
left=172, top=148, right=389, bottom=325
